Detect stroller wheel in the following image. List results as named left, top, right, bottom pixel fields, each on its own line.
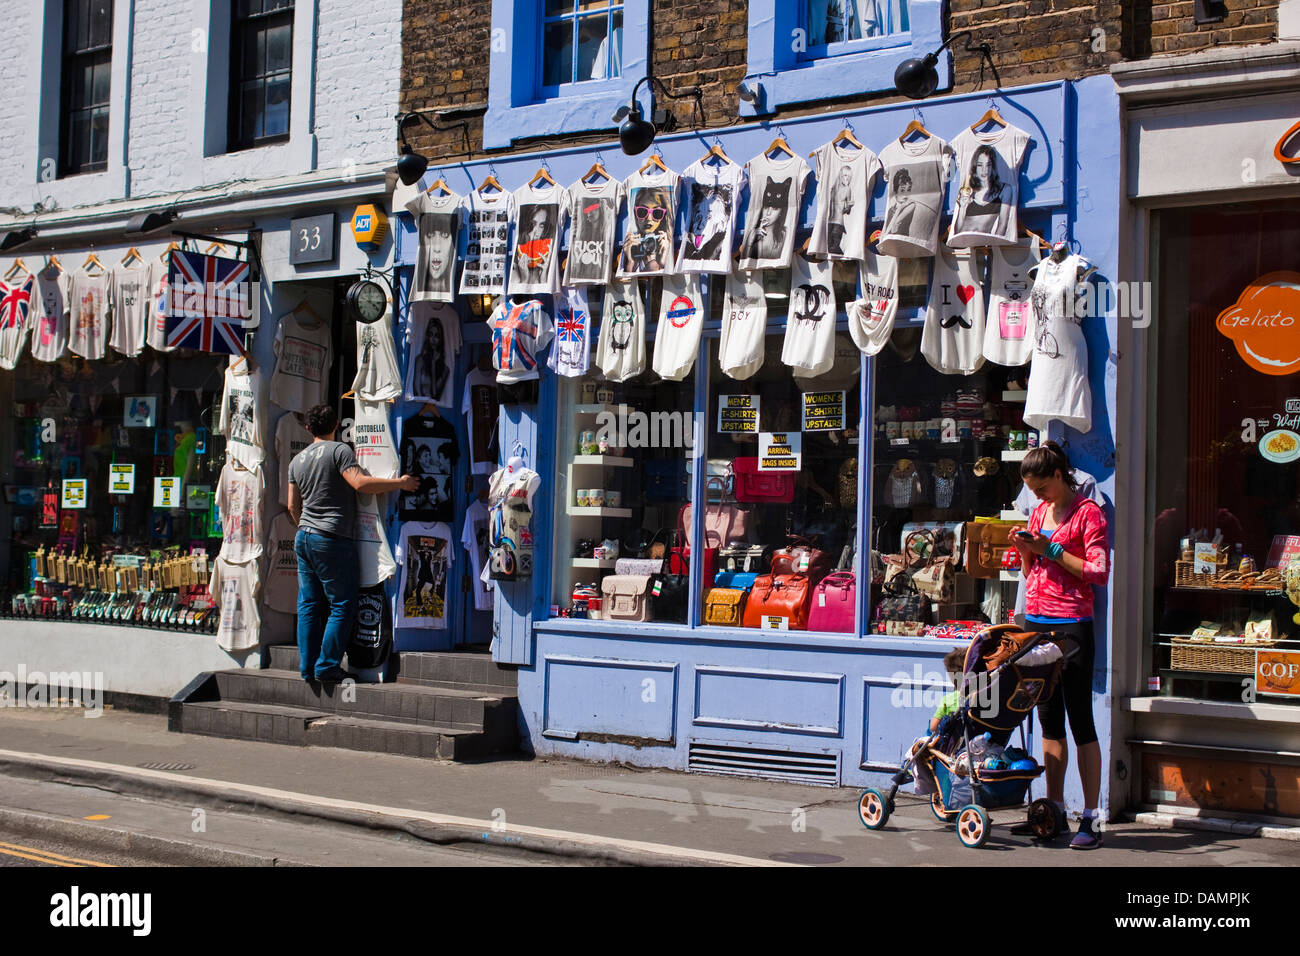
left=1028, top=798, right=1062, bottom=840
left=956, top=805, right=989, bottom=848
left=930, top=790, right=952, bottom=823
left=858, top=788, right=891, bottom=830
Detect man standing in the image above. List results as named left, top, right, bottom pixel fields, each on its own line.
left=288, top=404, right=418, bottom=683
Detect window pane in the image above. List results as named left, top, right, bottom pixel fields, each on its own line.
left=91, top=61, right=112, bottom=107
left=240, top=84, right=262, bottom=142
left=265, top=23, right=292, bottom=73
left=88, top=0, right=113, bottom=47
left=545, top=0, right=573, bottom=16
left=807, top=0, right=862, bottom=44
left=575, top=14, right=609, bottom=82
left=264, top=0, right=294, bottom=12
left=89, top=107, right=110, bottom=166
left=542, top=20, right=572, bottom=87
left=263, top=74, right=291, bottom=138
left=69, top=111, right=92, bottom=169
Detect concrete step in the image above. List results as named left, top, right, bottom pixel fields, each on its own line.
left=394, top=651, right=518, bottom=692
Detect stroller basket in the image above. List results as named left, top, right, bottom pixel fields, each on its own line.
left=930, top=753, right=1046, bottom=812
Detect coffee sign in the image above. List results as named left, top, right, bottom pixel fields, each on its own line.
left=1215, top=271, right=1300, bottom=376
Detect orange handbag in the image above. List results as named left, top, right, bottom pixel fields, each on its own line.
left=741, top=574, right=812, bottom=630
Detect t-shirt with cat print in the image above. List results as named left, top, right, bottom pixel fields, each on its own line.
left=782, top=255, right=836, bottom=377
left=718, top=271, right=768, bottom=380
left=510, top=181, right=568, bottom=295
left=652, top=273, right=705, bottom=381
left=619, top=165, right=679, bottom=278
left=675, top=158, right=747, bottom=275
left=563, top=177, right=622, bottom=286
left=877, top=134, right=954, bottom=258
left=847, top=250, right=900, bottom=357
left=947, top=122, right=1032, bottom=249
left=982, top=240, right=1037, bottom=366
left=29, top=266, right=69, bottom=363
left=596, top=280, right=646, bottom=383
left=922, top=247, right=986, bottom=375
left=738, top=151, right=812, bottom=271
left=808, top=139, right=882, bottom=262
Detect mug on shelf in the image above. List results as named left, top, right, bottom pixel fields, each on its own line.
left=606, top=490, right=622, bottom=508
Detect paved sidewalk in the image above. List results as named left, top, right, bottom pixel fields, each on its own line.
left=0, top=707, right=1292, bottom=866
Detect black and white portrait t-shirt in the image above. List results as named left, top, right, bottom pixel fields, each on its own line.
left=548, top=286, right=591, bottom=378
left=947, top=122, right=1031, bottom=249
left=461, top=365, right=499, bottom=475
left=563, top=177, right=622, bottom=286
left=877, top=133, right=954, bottom=258
left=406, top=187, right=463, bottom=303
left=510, top=181, right=568, bottom=295
left=738, top=150, right=812, bottom=271
left=782, top=255, right=836, bottom=377
left=619, top=165, right=679, bottom=277
left=675, top=158, right=747, bottom=274
left=718, top=271, right=768, bottom=380
left=219, top=363, right=265, bottom=471
left=460, top=189, right=513, bottom=296
left=596, top=280, right=646, bottom=383
left=808, top=139, right=882, bottom=261
left=405, top=303, right=462, bottom=407
left=652, top=273, right=705, bottom=382
left=395, top=521, right=454, bottom=629
left=398, top=413, right=458, bottom=523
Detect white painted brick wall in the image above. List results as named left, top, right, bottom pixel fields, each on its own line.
left=0, top=0, right=40, bottom=212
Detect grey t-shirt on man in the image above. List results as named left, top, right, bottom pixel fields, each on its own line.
left=288, top=440, right=360, bottom=537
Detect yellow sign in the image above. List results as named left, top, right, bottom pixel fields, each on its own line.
left=61, top=479, right=88, bottom=510
left=718, top=394, right=759, bottom=433
left=109, top=463, right=136, bottom=495
left=351, top=204, right=389, bottom=251
left=802, top=390, right=845, bottom=432
left=153, top=476, right=182, bottom=509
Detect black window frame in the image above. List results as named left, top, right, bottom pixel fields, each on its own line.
left=227, top=0, right=295, bottom=153
left=60, top=0, right=114, bottom=177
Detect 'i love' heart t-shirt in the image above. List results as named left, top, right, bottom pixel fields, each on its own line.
left=922, top=247, right=986, bottom=375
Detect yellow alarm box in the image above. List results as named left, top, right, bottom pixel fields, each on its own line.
left=351, top=204, right=389, bottom=251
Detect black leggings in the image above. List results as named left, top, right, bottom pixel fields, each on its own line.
left=1027, top=618, right=1098, bottom=747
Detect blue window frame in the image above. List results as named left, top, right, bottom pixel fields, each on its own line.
left=743, top=0, right=945, bottom=116
left=486, top=0, right=648, bottom=149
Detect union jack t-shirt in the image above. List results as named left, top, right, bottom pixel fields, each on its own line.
left=488, top=298, right=553, bottom=384
left=0, top=273, right=33, bottom=370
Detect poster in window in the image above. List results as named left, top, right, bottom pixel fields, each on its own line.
left=125, top=395, right=157, bottom=428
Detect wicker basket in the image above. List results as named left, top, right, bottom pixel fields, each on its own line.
left=1171, top=637, right=1274, bottom=674
left=1175, top=560, right=1218, bottom=589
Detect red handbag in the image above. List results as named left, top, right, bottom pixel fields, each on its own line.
left=667, top=531, right=717, bottom=598
left=807, top=572, right=856, bottom=633
left=732, top=457, right=795, bottom=504
left=741, top=574, right=812, bottom=630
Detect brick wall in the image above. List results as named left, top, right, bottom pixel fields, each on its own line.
left=1123, top=0, right=1278, bottom=59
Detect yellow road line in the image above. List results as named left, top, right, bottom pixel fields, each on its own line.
left=0, top=845, right=76, bottom=866
left=0, top=840, right=112, bottom=867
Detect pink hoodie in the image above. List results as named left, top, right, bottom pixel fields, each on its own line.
left=1024, top=496, right=1110, bottom=620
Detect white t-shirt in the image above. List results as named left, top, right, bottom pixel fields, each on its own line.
left=510, top=181, right=568, bottom=295
left=983, top=241, right=1038, bottom=366
left=548, top=286, right=591, bottom=378
left=357, top=494, right=398, bottom=588
left=782, top=255, right=837, bottom=376
left=274, top=413, right=312, bottom=507
left=718, top=271, right=768, bottom=380
left=459, top=189, right=513, bottom=296
left=353, top=398, right=399, bottom=479
left=68, top=270, right=109, bottom=359
left=619, top=165, right=679, bottom=277
left=847, top=250, right=900, bottom=357
left=877, top=134, right=955, bottom=258
left=676, top=158, right=747, bottom=274
left=738, top=151, right=812, bottom=270
left=1024, top=252, right=1093, bottom=434
left=597, top=280, right=646, bottom=383
left=922, top=247, right=987, bottom=376
left=220, top=364, right=266, bottom=471
left=270, top=313, right=332, bottom=412
left=108, top=265, right=151, bottom=356
left=29, top=266, right=69, bottom=362
left=462, top=366, right=499, bottom=475
left=406, top=303, right=461, bottom=407
left=352, top=307, right=403, bottom=402
left=209, top=557, right=261, bottom=652
left=406, top=187, right=463, bottom=303
left=263, top=511, right=299, bottom=614
left=809, top=140, right=882, bottom=261
left=947, top=123, right=1032, bottom=249
left=0, top=273, right=32, bottom=370
left=489, top=298, right=553, bottom=384
left=395, top=521, right=454, bottom=628
left=146, top=262, right=174, bottom=353
left=652, top=273, right=705, bottom=382
left=563, top=177, right=622, bottom=286
left=217, top=462, right=265, bottom=564
left=461, top=499, right=494, bottom=612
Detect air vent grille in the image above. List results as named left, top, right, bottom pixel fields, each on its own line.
left=687, top=741, right=839, bottom=787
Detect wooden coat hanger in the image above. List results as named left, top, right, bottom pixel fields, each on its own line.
left=159, top=241, right=180, bottom=263
left=477, top=174, right=504, bottom=195
left=900, top=117, right=932, bottom=144
left=205, top=241, right=230, bottom=256
left=81, top=253, right=106, bottom=275
left=527, top=165, right=557, bottom=188
left=582, top=159, right=612, bottom=185
left=765, top=134, right=796, bottom=160
left=700, top=138, right=734, bottom=166
left=1020, top=227, right=1048, bottom=253
left=815, top=126, right=865, bottom=158
left=120, top=247, right=145, bottom=268
left=44, top=255, right=63, bottom=274
left=425, top=173, right=453, bottom=196
left=971, top=105, right=1008, bottom=132
left=638, top=151, right=669, bottom=175
left=4, top=259, right=29, bottom=281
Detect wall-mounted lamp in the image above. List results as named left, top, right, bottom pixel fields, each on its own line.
left=395, top=111, right=471, bottom=186
left=735, top=76, right=771, bottom=116
left=894, top=30, right=1000, bottom=100
left=612, top=76, right=703, bottom=156
left=125, top=207, right=178, bottom=237
left=0, top=225, right=37, bottom=253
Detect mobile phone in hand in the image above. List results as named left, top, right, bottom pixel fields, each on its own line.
left=1014, top=529, right=1035, bottom=540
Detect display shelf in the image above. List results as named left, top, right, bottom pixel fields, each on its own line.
left=572, top=455, right=633, bottom=468
left=1002, top=390, right=1028, bottom=403
left=567, top=506, right=633, bottom=518
left=571, top=558, right=617, bottom=569
left=1001, top=449, right=1030, bottom=462
left=1168, top=586, right=1284, bottom=598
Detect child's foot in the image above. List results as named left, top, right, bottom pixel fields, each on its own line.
left=1069, top=816, right=1101, bottom=850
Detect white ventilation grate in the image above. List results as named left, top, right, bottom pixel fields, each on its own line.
left=687, top=741, right=839, bottom=787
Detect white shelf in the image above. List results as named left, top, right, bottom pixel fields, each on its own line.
left=572, top=558, right=617, bottom=569
left=1002, top=449, right=1030, bottom=462
left=573, top=404, right=619, bottom=416
left=1000, top=569, right=1021, bottom=582
left=567, top=506, right=633, bottom=518
left=1000, top=509, right=1026, bottom=521
left=1002, top=390, right=1028, bottom=403
left=573, top=455, right=633, bottom=468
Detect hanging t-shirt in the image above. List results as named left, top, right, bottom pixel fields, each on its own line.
left=398, top=413, right=457, bottom=522
left=809, top=140, right=882, bottom=261
left=459, top=189, right=513, bottom=296
left=782, top=255, right=837, bottom=376
left=405, top=302, right=462, bottom=406
left=847, top=250, right=900, bottom=357
left=263, top=511, right=299, bottom=614
left=718, top=271, right=768, bottom=380
left=563, top=177, right=622, bottom=286
left=270, top=312, right=332, bottom=412
left=922, top=247, right=987, bottom=376
left=209, top=557, right=261, bottom=652
left=357, top=494, right=398, bottom=588
left=0, top=273, right=33, bottom=370
left=217, top=462, right=265, bottom=564
left=738, top=150, right=812, bottom=270
left=274, top=413, right=312, bottom=507
left=510, top=181, right=568, bottom=295
left=352, top=399, right=399, bottom=479
left=219, top=363, right=265, bottom=471
left=461, top=498, right=494, bottom=612
left=488, top=298, right=553, bottom=384
left=146, top=262, right=174, bottom=353
left=597, top=280, right=646, bottom=383
left=108, top=265, right=151, bottom=357
left=352, top=307, right=403, bottom=402
left=29, top=266, right=69, bottom=363
left=983, top=241, right=1038, bottom=366
left=1024, top=252, right=1093, bottom=434
left=395, top=521, right=454, bottom=629
left=462, top=366, right=499, bottom=475
left=652, top=273, right=705, bottom=382
left=676, top=158, right=747, bottom=274
left=619, top=165, right=679, bottom=277
left=548, top=286, right=591, bottom=378
left=68, top=270, right=109, bottom=359
left=877, top=133, right=955, bottom=258
left=947, top=122, right=1032, bottom=249
left=406, top=187, right=463, bottom=303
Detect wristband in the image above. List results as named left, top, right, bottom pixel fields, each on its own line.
left=1046, top=542, right=1064, bottom=561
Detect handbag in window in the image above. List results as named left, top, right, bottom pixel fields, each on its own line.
left=741, top=574, right=813, bottom=630
left=703, top=588, right=747, bottom=627
left=600, top=575, right=652, bottom=622
left=650, top=573, right=690, bottom=623
left=731, top=457, right=795, bottom=504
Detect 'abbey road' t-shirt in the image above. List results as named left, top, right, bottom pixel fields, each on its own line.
left=263, top=510, right=300, bottom=614
left=220, top=364, right=265, bottom=471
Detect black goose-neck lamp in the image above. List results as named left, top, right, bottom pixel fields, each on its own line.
left=395, top=111, right=471, bottom=187
left=894, top=30, right=1000, bottom=100
left=612, top=76, right=703, bottom=156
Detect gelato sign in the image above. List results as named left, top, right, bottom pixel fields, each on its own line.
left=1215, top=272, right=1300, bottom=376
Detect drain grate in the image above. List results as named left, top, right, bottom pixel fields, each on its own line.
left=137, top=762, right=196, bottom=772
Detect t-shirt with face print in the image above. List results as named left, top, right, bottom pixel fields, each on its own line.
left=108, top=265, right=151, bottom=357
left=563, top=177, right=622, bottom=286
left=597, top=280, right=646, bottom=383
left=782, top=254, right=837, bottom=377
left=407, top=187, right=464, bottom=303
left=510, top=181, right=568, bottom=295
left=146, top=262, right=175, bottom=353
left=718, top=270, right=768, bottom=380
left=460, top=189, right=513, bottom=297
left=947, top=122, right=1031, bottom=249
left=68, top=269, right=109, bottom=360
left=652, top=273, right=705, bottom=382
left=809, top=139, right=882, bottom=262
left=619, top=165, right=680, bottom=278
left=922, top=247, right=986, bottom=375
left=405, top=302, right=462, bottom=407
left=877, top=133, right=955, bottom=258
left=29, top=267, right=69, bottom=363
left=738, top=150, right=812, bottom=271
left=675, top=158, right=747, bottom=275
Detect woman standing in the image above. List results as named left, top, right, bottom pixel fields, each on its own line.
left=1014, top=441, right=1110, bottom=849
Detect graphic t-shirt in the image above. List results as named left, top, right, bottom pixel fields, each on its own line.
left=619, top=165, right=679, bottom=277
left=548, top=286, right=591, bottom=378
left=0, top=273, right=33, bottom=370
left=462, top=366, right=500, bottom=475
left=782, top=255, right=837, bottom=376
left=274, top=413, right=312, bottom=507
left=597, top=280, right=646, bottom=383
left=947, top=123, right=1032, bottom=249
left=1024, top=252, right=1093, bottom=434
left=983, top=241, right=1038, bottom=366
left=488, top=298, right=553, bottom=384
left=675, top=158, right=747, bottom=274
left=289, top=440, right=360, bottom=537
left=510, top=181, right=568, bottom=295
left=652, top=273, right=705, bottom=382
left=270, top=313, right=332, bottom=412
left=847, top=250, right=900, bottom=357
left=405, top=303, right=461, bottom=407
left=29, top=267, right=70, bottom=363
left=263, top=510, right=299, bottom=614
left=357, top=494, right=398, bottom=588
left=217, top=462, right=265, bottom=564
left=406, top=187, right=463, bottom=303
left=738, top=151, right=812, bottom=270
left=68, top=270, right=109, bottom=359
left=399, top=413, right=458, bottom=523
left=352, top=398, right=399, bottom=479
left=219, top=364, right=265, bottom=471
left=209, top=557, right=261, bottom=652
left=563, top=177, right=622, bottom=286
left=878, top=134, right=955, bottom=258
left=718, top=271, right=768, bottom=380
left=809, top=140, right=882, bottom=261
left=459, top=189, right=513, bottom=296
left=352, top=307, right=403, bottom=402
left=108, top=265, right=151, bottom=356
left=395, top=521, right=454, bottom=629
left=461, top=498, right=494, bottom=612
left=922, top=247, right=987, bottom=376
left=146, top=263, right=174, bottom=353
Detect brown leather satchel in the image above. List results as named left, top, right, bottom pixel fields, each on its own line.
left=771, top=536, right=832, bottom=586
left=703, top=588, right=748, bottom=626
left=742, top=574, right=813, bottom=630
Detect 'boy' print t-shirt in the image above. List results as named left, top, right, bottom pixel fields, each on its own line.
left=108, top=265, right=152, bottom=357
left=717, top=271, right=768, bottom=380
left=738, top=150, right=812, bottom=271
left=877, top=134, right=954, bottom=258
left=675, top=158, right=747, bottom=274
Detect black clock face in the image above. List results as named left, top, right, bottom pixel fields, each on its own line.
left=352, top=280, right=388, bottom=323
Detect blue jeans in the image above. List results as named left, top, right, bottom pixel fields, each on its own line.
left=295, top=529, right=359, bottom=679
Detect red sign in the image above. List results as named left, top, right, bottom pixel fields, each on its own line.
left=1215, top=272, right=1300, bottom=376
left=1266, top=535, right=1300, bottom=569
left=1257, top=650, right=1300, bottom=697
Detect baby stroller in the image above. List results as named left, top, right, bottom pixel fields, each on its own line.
left=857, top=624, right=1077, bottom=848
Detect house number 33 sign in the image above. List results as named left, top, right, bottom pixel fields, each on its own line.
left=289, top=214, right=336, bottom=266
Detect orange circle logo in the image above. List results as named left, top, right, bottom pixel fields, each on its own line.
left=1215, top=271, right=1300, bottom=376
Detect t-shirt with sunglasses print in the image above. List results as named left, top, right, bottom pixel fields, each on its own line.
left=619, top=165, right=680, bottom=278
